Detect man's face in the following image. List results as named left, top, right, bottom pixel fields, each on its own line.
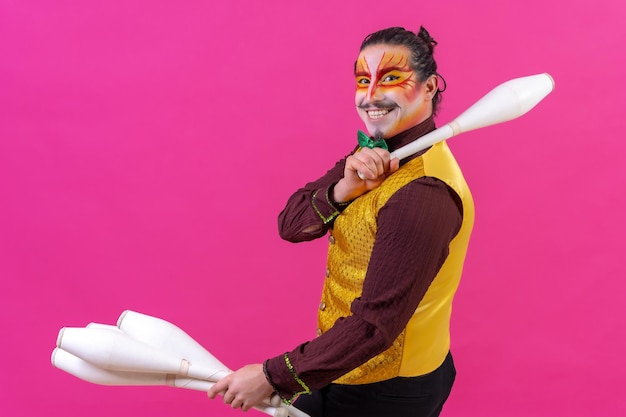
left=355, top=44, right=432, bottom=139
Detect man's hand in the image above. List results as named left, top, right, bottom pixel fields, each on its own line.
left=207, top=364, right=274, bottom=411
left=333, top=147, right=399, bottom=203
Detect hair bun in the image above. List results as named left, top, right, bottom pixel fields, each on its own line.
left=417, top=26, right=437, bottom=54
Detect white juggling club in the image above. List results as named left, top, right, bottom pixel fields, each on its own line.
left=86, top=322, right=122, bottom=331
left=117, top=310, right=298, bottom=417
left=57, top=327, right=229, bottom=381
left=390, top=73, right=555, bottom=160
left=55, top=319, right=309, bottom=417
left=51, top=348, right=286, bottom=416
left=117, top=310, right=228, bottom=371
left=51, top=347, right=214, bottom=390
left=116, top=311, right=307, bottom=417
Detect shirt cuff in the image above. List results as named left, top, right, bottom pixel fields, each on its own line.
left=264, top=353, right=312, bottom=405
left=311, top=184, right=350, bottom=224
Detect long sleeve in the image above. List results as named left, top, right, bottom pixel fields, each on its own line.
left=266, top=176, right=463, bottom=401
left=277, top=154, right=352, bottom=242
left=277, top=117, right=436, bottom=243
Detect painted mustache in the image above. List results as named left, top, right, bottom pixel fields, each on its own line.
left=357, top=100, right=398, bottom=110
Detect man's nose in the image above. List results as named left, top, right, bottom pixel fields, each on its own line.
left=366, top=82, right=383, bottom=101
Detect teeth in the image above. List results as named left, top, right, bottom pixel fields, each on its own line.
left=367, top=109, right=390, bottom=119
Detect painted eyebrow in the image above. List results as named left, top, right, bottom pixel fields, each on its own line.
left=354, top=56, right=370, bottom=77
left=377, top=66, right=413, bottom=75
left=355, top=66, right=413, bottom=80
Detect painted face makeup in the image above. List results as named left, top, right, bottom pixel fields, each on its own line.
left=355, top=44, right=432, bottom=139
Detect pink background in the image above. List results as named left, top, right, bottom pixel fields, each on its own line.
left=1, top=1, right=625, bottom=416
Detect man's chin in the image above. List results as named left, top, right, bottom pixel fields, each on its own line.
left=369, top=122, right=412, bottom=140
left=364, top=119, right=403, bottom=139
left=365, top=126, right=391, bottom=140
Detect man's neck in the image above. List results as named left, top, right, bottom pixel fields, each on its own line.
left=385, top=115, right=436, bottom=153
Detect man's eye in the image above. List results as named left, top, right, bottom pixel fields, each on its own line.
left=383, top=74, right=400, bottom=82
left=357, top=77, right=370, bottom=85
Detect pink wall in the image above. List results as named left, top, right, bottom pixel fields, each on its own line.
left=1, top=1, right=624, bottom=416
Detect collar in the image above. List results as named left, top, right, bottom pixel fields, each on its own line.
left=385, top=115, right=436, bottom=155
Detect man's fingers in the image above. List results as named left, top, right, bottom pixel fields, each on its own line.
left=390, top=157, right=400, bottom=173
left=207, top=387, right=222, bottom=400
left=352, top=148, right=392, bottom=179
left=352, top=157, right=381, bottom=179
left=207, top=377, right=228, bottom=399
left=230, top=396, right=243, bottom=409
left=220, top=390, right=235, bottom=405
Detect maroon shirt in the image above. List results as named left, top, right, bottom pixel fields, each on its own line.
left=265, top=116, right=463, bottom=401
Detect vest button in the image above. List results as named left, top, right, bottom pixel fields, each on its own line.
left=319, top=302, right=326, bottom=311
left=316, top=328, right=322, bottom=337
left=328, top=235, right=335, bottom=244
left=325, top=268, right=330, bottom=278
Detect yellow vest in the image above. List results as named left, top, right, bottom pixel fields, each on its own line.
left=318, top=141, right=474, bottom=384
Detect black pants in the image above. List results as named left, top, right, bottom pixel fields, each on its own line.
left=294, top=351, right=456, bottom=417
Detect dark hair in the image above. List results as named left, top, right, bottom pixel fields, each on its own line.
left=359, top=26, right=445, bottom=114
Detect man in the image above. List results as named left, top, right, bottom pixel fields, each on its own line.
left=208, top=26, right=474, bottom=417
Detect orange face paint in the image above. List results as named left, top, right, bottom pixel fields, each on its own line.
left=356, top=52, right=415, bottom=92
left=355, top=45, right=432, bottom=139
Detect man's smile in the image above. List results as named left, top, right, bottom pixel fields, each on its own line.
left=367, top=108, right=394, bottom=119
left=358, top=102, right=398, bottom=121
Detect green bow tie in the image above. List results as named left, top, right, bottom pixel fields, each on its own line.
left=357, top=130, right=388, bottom=150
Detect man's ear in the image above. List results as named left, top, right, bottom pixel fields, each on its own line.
left=424, top=74, right=438, bottom=99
